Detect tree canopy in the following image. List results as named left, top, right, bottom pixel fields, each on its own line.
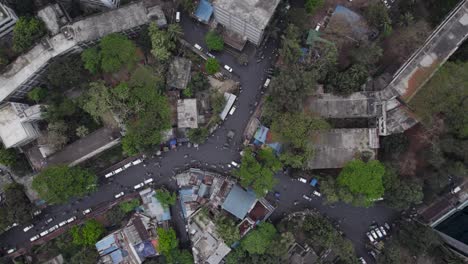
left=187, top=128, right=209, bottom=144
left=154, top=189, right=177, bottom=208
left=337, top=159, right=385, bottom=206
left=240, top=222, right=277, bottom=255
left=157, top=227, right=179, bottom=258
left=0, top=146, right=17, bottom=167
left=234, top=147, right=280, bottom=197
left=383, top=166, right=423, bottom=210
left=279, top=25, right=302, bottom=65
left=32, top=165, right=97, bottom=204
left=70, top=220, right=105, bottom=246
left=27, top=87, right=48, bottom=103
left=365, top=3, right=392, bottom=36
left=13, top=17, right=46, bottom=52
left=215, top=215, right=241, bottom=245
left=205, top=31, right=224, bottom=51
left=205, top=58, right=220, bottom=74
left=0, top=184, right=35, bottom=232
left=305, top=0, right=324, bottom=14
left=47, top=55, right=89, bottom=88
left=149, top=22, right=175, bottom=61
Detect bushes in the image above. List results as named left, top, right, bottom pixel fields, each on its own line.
left=13, top=17, right=46, bottom=52
left=205, top=31, right=224, bottom=51
left=205, top=58, right=220, bottom=74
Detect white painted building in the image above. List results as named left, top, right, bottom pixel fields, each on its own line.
left=0, top=3, right=18, bottom=39
left=0, top=102, right=42, bottom=148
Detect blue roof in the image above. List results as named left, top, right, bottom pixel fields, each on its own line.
left=180, top=188, right=195, bottom=218
left=222, top=185, right=257, bottom=219
left=333, top=5, right=368, bottom=37
left=135, top=240, right=157, bottom=259
left=96, top=235, right=118, bottom=256
left=195, top=0, right=213, bottom=23
left=266, top=142, right=282, bottom=154
left=109, top=250, right=124, bottom=264
left=254, top=126, right=269, bottom=144
left=198, top=183, right=210, bottom=198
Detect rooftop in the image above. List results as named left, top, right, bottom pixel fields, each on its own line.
left=323, top=5, right=370, bottom=47
left=167, top=57, right=192, bottom=90
left=139, top=188, right=172, bottom=222
left=307, top=128, right=379, bottom=169
left=307, top=92, right=377, bottom=118
left=177, top=99, right=198, bottom=129
left=222, top=185, right=257, bottom=220
left=0, top=103, right=40, bottom=148
left=195, top=0, right=213, bottom=23
left=213, top=0, right=280, bottom=30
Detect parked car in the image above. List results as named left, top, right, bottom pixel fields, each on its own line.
left=45, top=218, right=53, bottom=224
left=312, top=191, right=322, bottom=197
left=23, top=224, right=34, bottom=232
left=144, top=178, right=154, bottom=185
left=176, top=11, right=181, bottom=22
left=48, top=225, right=58, bottom=233
left=231, top=161, right=240, bottom=168
left=379, top=226, right=387, bottom=236
left=39, top=230, right=49, bottom=237
left=58, top=221, right=67, bottom=227
left=132, top=159, right=143, bottom=165
left=206, top=52, right=215, bottom=58
left=370, top=230, right=378, bottom=239
left=124, top=163, right=132, bottom=169
left=302, top=194, right=312, bottom=201
left=114, top=192, right=124, bottom=199
left=194, top=43, right=203, bottom=51
left=134, top=183, right=145, bottom=190
left=384, top=222, right=391, bottom=230
left=224, top=65, right=233, bottom=72
left=30, top=235, right=40, bottom=242
left=358, top=257, right=367, bottom=264
left=375, top=228, right=383, bottom=238
left=66, top=216, right=76, bottom=223
left=366, top=232, right=375, bottom=242
left=298, top=177, right=307, bottom=183
left=263, top=78, right=271, bottom=88
left=229, top=106, right=236, bottom=115
left=6, top=248, right=16, bottom=254
left=33, top=210, right=42, bottom=216
left=105, top=172, right=114, bottom=178
left=83, top=208, right=92, bottom=215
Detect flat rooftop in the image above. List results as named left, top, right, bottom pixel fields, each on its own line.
left=0, top=103, right=36, bottom=148
left=213, top=0, right=280, bottom=30
left=177, top=99, right=198, bottom=129
left=307, top=92, right=376, bottom=118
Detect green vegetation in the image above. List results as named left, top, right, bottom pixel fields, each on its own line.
left=240, top=222, right=277, bottom=254
left=187, top=127, right=209, bottom=144
left=47, top=55, right=89, bottom=89
left=181, top=0, right=196, bottom=13
left=234, top=147, right=281, bottom=197
left=70, top=220, right=105, bottom=246
left=119, top=199, right=140, bottom=213
left=81, top=33, right=138, bottom=73
left=214, top=215, right=240, bottom=245
left=271, top=112, right=329, bottom=168
left=279, top=25, right=302, bottom=65
left=149, top=22, right=176, bottom=61
left=0, top=184, right=35, bottom=233
left=337, top=159, right=385, bottom=207
left=154, top=189, right=177, bottom=208
left=27, top=87, right=48, bottom=103
left=32, top=165, right=97, bottom=204
left=205, top=31, right=224, bottom=51
left=382, top=166, right=423, bottom=210
left=13, top=17, right=46, bottom=52
left=205, top=58, right=220, bottom=74
left=365, top=3, right=392, bottom=36
left=305, top=0, right=324, bottom=14
left=156, top=227, right=178, bottom=260
left=188, top=72, right=209, bottom=93
left=0, top=146, right=18, bottom=167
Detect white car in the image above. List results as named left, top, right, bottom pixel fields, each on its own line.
left=114, top=168, right=123, bottom=174
left=58, top=221, right=67, bottom=227
left=30, top=235, right=40, bottom=242
left=231, top=161, right=240, bottom=168
left=206, top=52, right=215, bottom=58
left=134, top=183, right=145, bottom=190
left=144, top=178, right=154, bottom=184
left=132, top=159, right=143, bottom=165
left=302, top=194, right=312, bottom=201
left=298, top=177, right=307, bottom=183
left=224, top=65, right=233, bottom=72
left=194, top=43, right=203, bottom=51
left=176, top=11, right=181, bottom=22
left=67, top=216, right=77, bottom=223
left=370, top=230, right=378, bottom=239
left=48, top=225, right=58, bottom=233
left=114, top=192, right=124, bottom=199
left=83, top=208, right=92, bottom=215
left=45, top=218, right=53, bottom=224
left=229, top=106, right=236, bottom=115
left=379, top=226, right=387, bottom=236
left=313, top=191, right=322, bottom=197
left=23, top=224, right=34, bottom=232
left=124, top=163, right=132, bottom=169
left=6, top=248, right=16, bottom=254
left=40, top=230, right=49, bottom=237
left=263, top=78, right=271, bottom=88
left=375, top=228, right=383, bottom=238
left=366, top=232, right=375, bottom=242
left=105, top=172, right=114, bottom=178
left=33, top=210, right=42, bottom=216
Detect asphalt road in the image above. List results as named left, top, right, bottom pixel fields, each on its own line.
left=0, top=14, right=397, bottom=263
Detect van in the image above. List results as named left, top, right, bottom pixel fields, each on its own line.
left=176, top=12, right=181, bottom=23
left=263, top=78, right=271, bottom=88
left=194, top=43, right=202, bottom=51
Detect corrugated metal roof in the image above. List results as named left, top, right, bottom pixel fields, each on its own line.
left=222, top=185, right=257, bottom=219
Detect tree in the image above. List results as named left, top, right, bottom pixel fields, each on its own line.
left=279, top=25, right=302, bottom=65
left=69, top=247, right=99, bottom=264
left=337, top=159, right=385, bottom=206
left=106, top=206, right=127, bottom=226
left=27, top=87, right=47, bottom=103
left=157, top=228, right=179, bottom=257
left=365, top=3, right=392, bottom=36
left=181, top=0, right=196, bottom=12
left=326, top=63, right=369, bottom=95
left=0, top=146, right=17, bottom=167
left=268, top=232, right=295, bottom=258
left=350, top=43, right=383, bottom=68
left=81, top=47, right=100, bottom=74
left=167, top=24, right=183, bottom=41
left=154, top=189, right=177, bottom=208
left=234, top=148, right=279, bottom=197
left=303, top=215, right=336, bottom=247
left=47, top=55, right=88, bottom=88
left=319, top=176, right=339, bottom=204
left=70, top=220, right=105, bottom=246
left=13, top=17, right=46, bottom=52
left=149, top=22, right=174, bottom=61
left=0, top=184, right=35, bottom=232
left=188, top=73, right=209, bottom=93
left=305, top=0, right=324, bottom=14
left=47, top=121, right=69, bottom=149
left=205, top=31, right=224, bottom=51
left=205, top=58, right=220, bottom=74
left=241, top=222, right=277, bottom=254
left=383, top=166, right=423, bottom=210
left=76, top=125, right=89, bottom=138
left=119, top=199, right=140, bottom=213
left=188, top=128, right=209, bottom=144
left=32, top=165, right=97, bottom=204
left=99, top=33, right=138, bottom=73
left=81, top=81, right=113, bottom=121
left=215, top=215, right=240, bottom=245
left=211, top=92, right=226, bottom=114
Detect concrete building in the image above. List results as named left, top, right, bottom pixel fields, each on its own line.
left=167, top=57, right=192, bottom=90
left=0, top=102, right=42, bottom=148
left=0, top=3, right=17, bottom=39
left=0, top=1, right=161, bottom=102
left=177, top=99, right=198, bottom=129
left=212, top=0, right=280, bottom=48
left=81, top=0, right=120, bottom=9
left=139, top=188, right=172, bottom=223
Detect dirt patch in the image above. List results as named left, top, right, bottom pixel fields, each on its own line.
left=403, top=58, right=440, bottom=102
left=399, top=124, right=432, bottom=177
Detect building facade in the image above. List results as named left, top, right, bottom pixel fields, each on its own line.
left=0, top=3, right=17, bottom=38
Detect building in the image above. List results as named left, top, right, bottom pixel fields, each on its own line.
left=167, top=57, right=192, bottom=90
left=177, top=99, right=198, bottom=129
left=0, top=3, right=17, bottom=39
left=0, top=1, right=161, bottom=102
left=212, top=0, right=280, bottom=49
left=0, top=102, right=42, bottom=148
left=95, top=213, right=158, bottom=264
left=307, top=128, right=379, bottom=169
left=74, top=0, right=120, bottom=9
left=139, top=188, right=172, bottom=223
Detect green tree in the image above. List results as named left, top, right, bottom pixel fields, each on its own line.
left=46, top=121, right=69, bottom=149
left=149, top=22, right=173, bottom=61
left=157, top=227, right=179, bottom=257
left=13, top=17, right=46, bottom=52
left=215, top=215, right=240, bottom=245
left=181, top=0, right=196, bottom=13
left=187, top=128, right=209, bottom=144
left=305, top=0, right=324, bottom=14
left=241, top=222, right=277, bottom=254
left=106, top=206, right=127, bottom=226
left=32, top=165, right=97, bottom=204
left=205, top=31, right=224, bottom=51
left=47, top=55, right=88, bottom=88
left=268, top=232, right=295, bottom=257
left=234, top=148, right=279, bottom=197
left=75, top=125, right=89, bottom=138
left=327, top=64, right=369, bottom=95
left=70, top=220, right=105, bottom=246
left=69, top=247, right=99, bottom=264
left=279, top=25, right=302, bottom=65
left=303, top=215, right=336, bottom=247
left=383, top=166, right=423, bottom=210
left=81, top=47, right=100, bottom=74
left=337, top=159, right=385, bottom=206
left=167, top=24, right=183, bottom=41
left=188, top=72, right=209, bottom=93
left=154, top=189, right=177, bottom=208
left=0, top=184, right=35, bottom=231
left=319, top=176, right=340, bottom=204
left=211, top=92, right=226, bottom=114
left=99, top=33, right=138, bottom=73
left=81, top=81, right=113, bottom=121
left=27, top=87, right=47, bottom=103
left=365, top=3, right=392, bottom=36
left=119, top=199, right=140, bottom=213
left=0, top=146, right=17, bottom=167
left=205, top=58, right=220, bottom=74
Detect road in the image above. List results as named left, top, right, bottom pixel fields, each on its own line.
left=0, top=13, right=397, bottom=263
